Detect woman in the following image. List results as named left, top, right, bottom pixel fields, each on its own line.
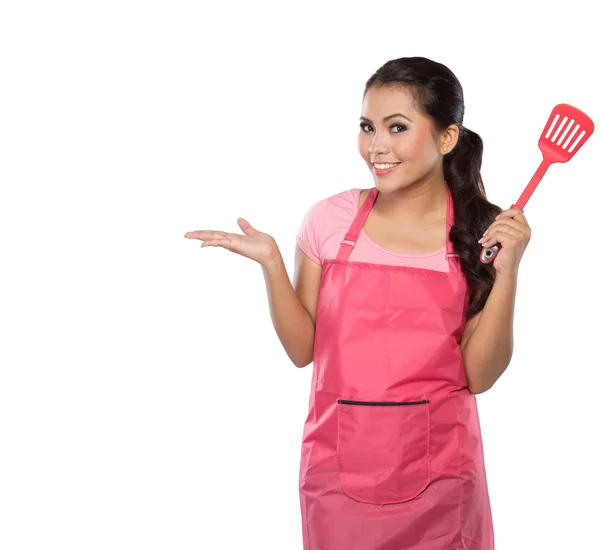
left=185, top=56, right=531, bottom=549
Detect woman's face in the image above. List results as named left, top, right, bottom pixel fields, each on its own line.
left=357, top=85, right=446, bottom=191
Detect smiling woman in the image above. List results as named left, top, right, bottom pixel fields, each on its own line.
left=187, top=55, right=514, bottom=550
left=294, top=56, right=506, bottom=550
left=353, top=76, right=501, bottom=315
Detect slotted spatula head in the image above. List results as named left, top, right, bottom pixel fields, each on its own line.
left=480, top=102, right=594, bottom=265
left=539, top=103, right=594, bottom=163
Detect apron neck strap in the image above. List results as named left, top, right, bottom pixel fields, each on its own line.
left=336, top=182, right=460, bottom=265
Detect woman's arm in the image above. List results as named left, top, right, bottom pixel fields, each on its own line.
left=185, top=218, right=319, bottom=368
left=261, top=245, right=321, bottom=368
left=461, top=272, right=517, bottom=394
left=461, top=204, right=531, bottom=394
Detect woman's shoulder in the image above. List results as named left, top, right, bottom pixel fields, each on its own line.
left=297, top=187, right=362, bottom=241
left=306, top=187, right=363, bottom=218
left=296, top=187, right=368, bottom=263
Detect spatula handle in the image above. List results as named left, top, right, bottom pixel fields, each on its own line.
left=479, top=204, right=522, bottom=264
left=480, top=156, right=548, bottom=264
left=480, top=102, right=595, bottom=265
left=513, top=158, right=551, bottom=211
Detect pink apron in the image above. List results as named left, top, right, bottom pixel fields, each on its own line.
left=299, top=183, right=494, bottom=549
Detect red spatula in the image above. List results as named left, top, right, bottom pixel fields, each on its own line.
left=480, top=103, right=595, bottom=264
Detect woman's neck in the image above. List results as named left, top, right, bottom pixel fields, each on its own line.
left=372, top=179, right=448, bottom=226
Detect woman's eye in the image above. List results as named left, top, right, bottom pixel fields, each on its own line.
left=359, top=123, right=406, bottom=133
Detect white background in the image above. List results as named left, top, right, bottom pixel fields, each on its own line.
left=1, top=1, right=599, bottom=549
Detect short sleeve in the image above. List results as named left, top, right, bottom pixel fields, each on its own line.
left=296, top=200, right=323, bottom=264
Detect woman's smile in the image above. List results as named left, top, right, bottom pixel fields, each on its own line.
left=373, top=162, right=401, bottom=175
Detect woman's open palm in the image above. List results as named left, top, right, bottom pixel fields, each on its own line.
left=184, top=218, right=280, bottom=266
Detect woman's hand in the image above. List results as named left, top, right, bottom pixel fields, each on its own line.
left=479, top=208, right=532, bottom=277
left=184, top=218, right=281, bottom=267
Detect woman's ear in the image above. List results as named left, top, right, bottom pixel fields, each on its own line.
left=440, top=124, right=460, bottom=155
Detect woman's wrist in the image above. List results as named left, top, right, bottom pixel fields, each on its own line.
left=494, top=269, right=519, bottom=284
left=261, top=249, right=285, bottom=272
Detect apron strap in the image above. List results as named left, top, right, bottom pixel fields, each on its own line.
left=337, top=183, right=461, bottom=269
left=336, top=187, right=378, bottom=261
left=445, top=185, right=461, bottom=270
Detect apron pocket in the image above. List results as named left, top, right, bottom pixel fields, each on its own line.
left=336, top=398, right=431, bottom=505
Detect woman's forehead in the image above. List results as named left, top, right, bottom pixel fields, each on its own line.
left=361, top=86, right=418, bottom=119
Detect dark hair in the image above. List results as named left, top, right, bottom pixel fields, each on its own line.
left=364, top=56, right=501, bottom=316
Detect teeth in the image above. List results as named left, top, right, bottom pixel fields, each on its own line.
left=374, top=163, right=400, bottom=169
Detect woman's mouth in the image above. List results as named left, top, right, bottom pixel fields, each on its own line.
left=373, top=162, right=401, bottom=175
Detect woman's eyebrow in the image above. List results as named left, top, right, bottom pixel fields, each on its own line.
left=359, top=113, right=413, bottom=123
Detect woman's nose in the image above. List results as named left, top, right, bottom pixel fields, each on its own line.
left=369, top=133, right=389, bottom=156
left=369, top=141, right=388, bottom=155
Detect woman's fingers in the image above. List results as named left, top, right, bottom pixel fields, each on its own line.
left=184, top=228, right=242, bottom=253
left=183, top=230, right=220, bottom=240
left=480, top=217, right=524, bottom=238
left=185, top=220, right=279, bottom=266
left=479, top=222, right=528, bottom=249
left=201, top=237, right=233, bottom=249
left=478, top=210, right=532, bottom=248
left=185, top=229, right=238, bottom=241
left=488, top=208, right=532, bottom=238
left=185, top=220, right=258, bottom=241
left=201, top=234, right=244, bottom=251
left=497, top=207, right=530, bottom=229
left=237, top=218, right=257, bottom=236
left=479, top=230, right=524, bottom=250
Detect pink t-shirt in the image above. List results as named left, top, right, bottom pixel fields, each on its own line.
left=296, top=188, right=449, bottom=272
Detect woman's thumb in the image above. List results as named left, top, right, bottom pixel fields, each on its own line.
left=237, top=218, right=256, bottom=235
